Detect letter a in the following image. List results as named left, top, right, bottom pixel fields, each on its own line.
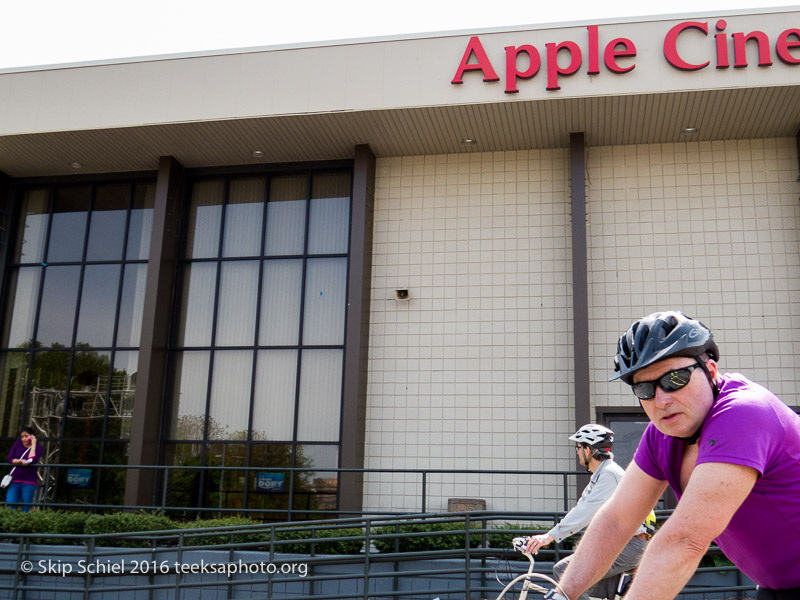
left=452, top=36, right=500, bottom=84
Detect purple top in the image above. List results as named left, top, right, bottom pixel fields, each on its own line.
left=634, top=373, right=800, bottom=589
left=6, top=439, right=40, bottom=485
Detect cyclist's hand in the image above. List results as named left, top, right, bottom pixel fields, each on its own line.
left=525, top=533, right=554, bottom=554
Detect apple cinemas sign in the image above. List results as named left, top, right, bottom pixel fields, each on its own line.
left=451, top=20, right=800, bottom=92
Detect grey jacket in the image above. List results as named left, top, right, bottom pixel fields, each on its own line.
left=548, top=459, right=646, bottom=543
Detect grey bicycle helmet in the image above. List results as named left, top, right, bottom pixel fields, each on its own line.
left=611, top=311, right=719, bottom=384
left=569, top=424, right=614, bottom=460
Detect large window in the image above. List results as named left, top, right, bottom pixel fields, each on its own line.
left=164, top=171, right=351, bottom=518
left=0, top=180, right=155, bottom=506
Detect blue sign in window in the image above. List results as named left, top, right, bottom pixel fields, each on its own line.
left=65, top=468, right=92, bottom=488
left=255, top=472, right=285, bottom=493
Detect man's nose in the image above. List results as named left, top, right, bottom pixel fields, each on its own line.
left=653, top=386, right=673, bottom=408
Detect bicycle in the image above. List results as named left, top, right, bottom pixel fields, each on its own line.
left=494, top=537, right=633, bottom=600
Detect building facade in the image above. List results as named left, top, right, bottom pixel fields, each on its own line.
left=0, top=8, right=798, bottom=516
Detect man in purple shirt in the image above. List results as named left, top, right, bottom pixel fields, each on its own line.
left=549, top=312, right=800, bottom=600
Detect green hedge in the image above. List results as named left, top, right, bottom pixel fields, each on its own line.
left=371, top=521, right=482, bottom=553
left=0, top=508, right=362, bottom=553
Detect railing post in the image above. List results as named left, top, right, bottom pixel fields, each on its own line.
left=464, top=515, right=472, bottom=599
left=421, top=471, right=427, bottom=513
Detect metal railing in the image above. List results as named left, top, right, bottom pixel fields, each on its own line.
left=29, top=462, right=586, bottom=520
left=0, top=512, right=756, bottom=599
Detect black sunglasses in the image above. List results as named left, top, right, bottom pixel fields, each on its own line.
left=631, top=364, right=701, bottom=400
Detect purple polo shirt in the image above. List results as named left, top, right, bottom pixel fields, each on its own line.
left=634, top=373, right=800, bottom=589
left=6, top=439, right=40, bottom=485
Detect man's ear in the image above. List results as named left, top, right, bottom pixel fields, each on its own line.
left=705, top=359, right=719, bottom=380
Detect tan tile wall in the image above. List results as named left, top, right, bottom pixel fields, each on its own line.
left=363, top=138, right=800, bottom=513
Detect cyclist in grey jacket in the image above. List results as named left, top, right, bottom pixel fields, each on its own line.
left=526, top=425, right=650, bottom=600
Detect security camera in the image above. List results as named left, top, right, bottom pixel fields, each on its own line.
left=394, top=289, right=409, bottom=300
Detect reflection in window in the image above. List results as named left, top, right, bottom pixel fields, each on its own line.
left=0, top=353, right=28, bottom=438
left=14, top=188, right=49, bottom=263
left=259, top=260, right=302, bottom=346
left=252, top=350, right=297, bottom=441
left=167, top=169, right=351, bottom=515
left=37, top=266, right=81, bottom=347
left=76, top=265, right=121, bottom=347
left=308, top=172, right=351, bottom=255
left=223, top=178, right=264, bottom=257
left=116, top=264, right=148, bottom=347
left=297, top=349, right=343, bottom=442
left=176, top=263, right=216, bottom=347
left=0, top=178, right=153, bottom=509
left=265, top=176, right=307, bottom=256
left=47, top=186, right=90, bottom=263
left=215, top=262, right=258, bottom=347
left=169, top=351, right=210, bottom=440
left=86, top=184, right=128, bottom=261
left=2, top=267, right=41, bottom=348
left=186, top=180, right=223, bottom=259
left=303, top=258, right=347, bottom=346
left=208, top=350, right=252, bottom=440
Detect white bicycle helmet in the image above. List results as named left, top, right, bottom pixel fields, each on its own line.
left=569, top=424, right=614, bottom=452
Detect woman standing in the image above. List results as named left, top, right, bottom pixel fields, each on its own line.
left=6, top=427, right=40, bottom=512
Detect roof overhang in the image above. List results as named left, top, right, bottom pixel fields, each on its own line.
left=1, top=8, right=798, bottom=177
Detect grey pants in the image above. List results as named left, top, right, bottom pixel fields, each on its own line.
left=552, top=536, right=647, bottom=600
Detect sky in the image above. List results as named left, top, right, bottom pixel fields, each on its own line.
left=0, top=1, right=794, bottom=70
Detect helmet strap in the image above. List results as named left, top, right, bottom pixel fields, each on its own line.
left=674, top=357, right=719, bottom=445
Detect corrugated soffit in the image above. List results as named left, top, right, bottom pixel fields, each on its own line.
left=1, top=85, right=799, bottom=177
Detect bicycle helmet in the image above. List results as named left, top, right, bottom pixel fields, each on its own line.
left=569, top=424, right=614, bottom=453
left=611, top=311, right=719, bottom=385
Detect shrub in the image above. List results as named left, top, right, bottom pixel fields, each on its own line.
left=182, top=516, right=268, bottom=546
left=83, top=512, right=178, bottom=547
left=371, top=521, right=482, bottom=553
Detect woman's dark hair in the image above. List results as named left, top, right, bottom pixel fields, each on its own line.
left=20, top=427, right=34, bottom=436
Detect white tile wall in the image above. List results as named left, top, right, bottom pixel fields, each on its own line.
left=366, top=150, right=575, bottom=513
left=588, top=138, right=800, bottom=409
left=363, top=138, right=800, bottom=514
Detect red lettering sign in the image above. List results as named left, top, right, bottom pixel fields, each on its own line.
left=451, top=36, right=500, bottom=84
left=505, top=45, right=541, bottom=94
left=545, top=41, right=582, bottom=90
left=664, top=21, right=710, bottom=70
left=777, top=29, right=800, bottom=64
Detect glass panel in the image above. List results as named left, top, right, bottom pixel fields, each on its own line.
left=252, top=350, right=297, bottom=441
left=86, top=183, right=128, bottom=261
left=297, top=349, right=342, bottom=441
left=265, top=175, right=307, bottom=256
left=116, top=263, right=148, bottom=347
left=259, top=259, right=302, bottom=346
left=29, top=350, right=70, bottom=440
left=208, top=350, right=252, bottom=440
left=47, top=185, right=90, bottom=263
left=308, top=173, right=351, bottom=254
left=65, top=349, right=111, bottom=438
left=106, top=351, right=137, bottom=439
left=54, top=441, right=101, bottom=506
left=163, top=443, right=203, bottom=517
left=168, top=351, right=210, bottom=440
left=302, top=258, right=347, bottom=346
left=222, top=177, right=264, bottom=257
left=2, top=267, right=42, bottom=349
left=0, top=352, right=29, bottom=438
left=295, top=444, right=339, bottom=513
left=36, top=265, right=81, bottom=347
left=76, top=264, right=121, bottom=347
left=13, top=188, right=50, bottom=264
left=186, top=180, right=223, bottom=259
left=126, top=182, right=155, bottom=260
left=205, top=442, right=248, bottom=513
left=215, top=261, right=258, bottom=346
left=248, top=444, right=293, bottom=515
left=606, top=416, right=650, bottom=470
left=99, top=441, right=128, bottom=506
left=176, top=263, right=217, bottom=347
